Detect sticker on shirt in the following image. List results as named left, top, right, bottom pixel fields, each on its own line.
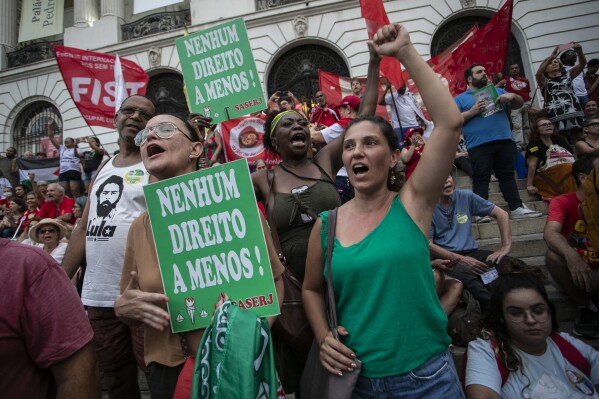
left=566, top=369, right=595, bottom=396
left=456, top=212, right=468, bottom=224
left=124, top=169, right=145, bottom=184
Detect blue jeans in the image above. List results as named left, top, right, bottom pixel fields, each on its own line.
left=351, top=350, right=464, bottom=399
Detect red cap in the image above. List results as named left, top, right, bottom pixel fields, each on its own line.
left=339, top=95, right=360, bottom=112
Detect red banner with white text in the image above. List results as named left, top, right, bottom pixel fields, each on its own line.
left=220, top=116, right=281, bottom=170
left=54, top=46, right=149, bottom=128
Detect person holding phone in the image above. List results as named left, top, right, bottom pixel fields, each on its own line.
left=536, top=44, right=586, bottom=141
left=47, top=119, right=84, bottom=198
left=429, top=175, right=517, bottom=313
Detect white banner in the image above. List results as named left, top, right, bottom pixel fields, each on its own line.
left=134, top=0, right=184, bottom=14
left=18, top=0, right=64, bottom=43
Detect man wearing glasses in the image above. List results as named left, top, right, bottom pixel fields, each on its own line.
left=62, top=95, right=155, bottom=399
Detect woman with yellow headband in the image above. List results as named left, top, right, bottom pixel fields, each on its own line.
left=251, top=107, right=343, bottom=396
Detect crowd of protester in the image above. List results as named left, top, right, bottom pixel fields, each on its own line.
left=2, top=22, right=599, bottom=399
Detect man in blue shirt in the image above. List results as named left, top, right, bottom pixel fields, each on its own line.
left=454, top=64, right=541, bottom=219
left=430, top=175, right=513, bottom=311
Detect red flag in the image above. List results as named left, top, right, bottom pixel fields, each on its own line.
left=392, top=26, right=479, bottom=118
left=54, top=46, right=149, bottom=128
left=318, top=70, right=389, bottom=121
left=360, top=0, right=403, bottom=89
left=449, top=0, right=513, bottom=94
left=220, top=116, right=281, bottom=169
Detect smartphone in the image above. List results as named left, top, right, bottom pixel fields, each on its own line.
left=557, top=42, right=574, bottom=53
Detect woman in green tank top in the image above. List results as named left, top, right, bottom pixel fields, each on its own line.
left=303, top=23, right=465, bottom=398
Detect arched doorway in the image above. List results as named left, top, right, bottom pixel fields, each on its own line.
left=13, top=101, right=62, bottom=156
left=267, top=44, right=349, bottom=107
left=431, top=16, right=523, bottom=76
left=145, top=72, right=188, bottom=119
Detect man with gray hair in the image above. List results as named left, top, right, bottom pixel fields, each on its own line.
left=62, top=95, right=156, bottom=399
left=34, top=182, right=75, bottom=224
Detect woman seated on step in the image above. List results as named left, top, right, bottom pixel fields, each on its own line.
left=464, top=271, right=599, bottom=399
left=525, top=115, right=577, bottom=200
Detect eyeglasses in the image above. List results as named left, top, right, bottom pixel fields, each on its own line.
left=538, top=123, right=553, bottom=128
left=586, top=122, right=599, bottom=128
left=119, top=107, right=154, bottom=121
left=505, top=305, right=550, bottom=324
left=38, top=228, right=58, bottom=235
left=135, top=122, right=193, bottom=147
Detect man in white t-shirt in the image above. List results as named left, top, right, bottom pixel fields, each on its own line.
left=562, top=48, right=589, bottom=107
left=379, top=84, right=431, bottom=148
left=62, top=95, right=156, bottom=399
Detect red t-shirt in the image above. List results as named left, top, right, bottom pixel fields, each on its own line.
left=0, top=239, right=93, bottom=398
left=547, top=192, right=599, bottom=267
left=309, top=105, right=339, bottom=127
left=36, top=196, right=76, bottom=224
left=504, top=76, right=532, bottom=102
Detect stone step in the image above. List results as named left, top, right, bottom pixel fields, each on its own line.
left=472, top=216, right=546, bottom=240
left=497, top=201, right=548, bottom=215
left=488, top=189, right=540, bottom=205
left=477, top=233, right=547, bottom=258
left=455, top=177, right=528, bottom=193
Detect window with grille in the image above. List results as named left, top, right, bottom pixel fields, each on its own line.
left=13, top=102, right=62, bottom=157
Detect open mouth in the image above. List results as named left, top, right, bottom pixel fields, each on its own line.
left=352, top=163, right=369, bottom=176
left=146, top=143, right=165, bottom=157
left=290, top=132, right=307, bottom=146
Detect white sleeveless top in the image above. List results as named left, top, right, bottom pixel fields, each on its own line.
left=82, top=157, right=149, bottom=307
left=59, top=145, right=82, bottom=174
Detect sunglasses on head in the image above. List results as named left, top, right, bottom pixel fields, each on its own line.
left=134, top=122, right=193, bottom=147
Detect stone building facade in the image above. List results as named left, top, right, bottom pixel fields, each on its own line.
left=0, top=0, right=597, bottom=154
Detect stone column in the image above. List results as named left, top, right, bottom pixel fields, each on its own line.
left=0, top=0, right=17, bottom=70
left=74, top=0, right=98, bottom=28
left=101, top=0, right=125, bottom=20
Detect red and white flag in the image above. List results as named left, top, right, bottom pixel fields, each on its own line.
left=318, top=70, right=389, bottom=121
left=54, top=46, right=149, bottom=128
left=220, top=116, right=281, bottom=169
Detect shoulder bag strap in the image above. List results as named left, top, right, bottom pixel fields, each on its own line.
left=266, top=169, right=285, bottom=266
left=549, top=332, right=591, bottom=378
left=326, top=208, right=339, bottom=339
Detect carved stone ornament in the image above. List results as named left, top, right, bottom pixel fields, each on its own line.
left=293, top=16, right=308, bottom=38
left=460, top=0, right=476, bottom=7
left=148, top=47, right=161, bottom=67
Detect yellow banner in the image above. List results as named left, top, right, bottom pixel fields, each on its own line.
left=18, top=0, right=64, bottom=43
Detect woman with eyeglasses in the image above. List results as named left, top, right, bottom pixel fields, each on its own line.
left=576, top=117, right=599, bottom=156
left=525, top=116, right=577, bottom=199
left=28, top=218, right=68, bottom=262
left=465, top=272, right=599, bottom=399
left=114, top=113, right=284, bottom=398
